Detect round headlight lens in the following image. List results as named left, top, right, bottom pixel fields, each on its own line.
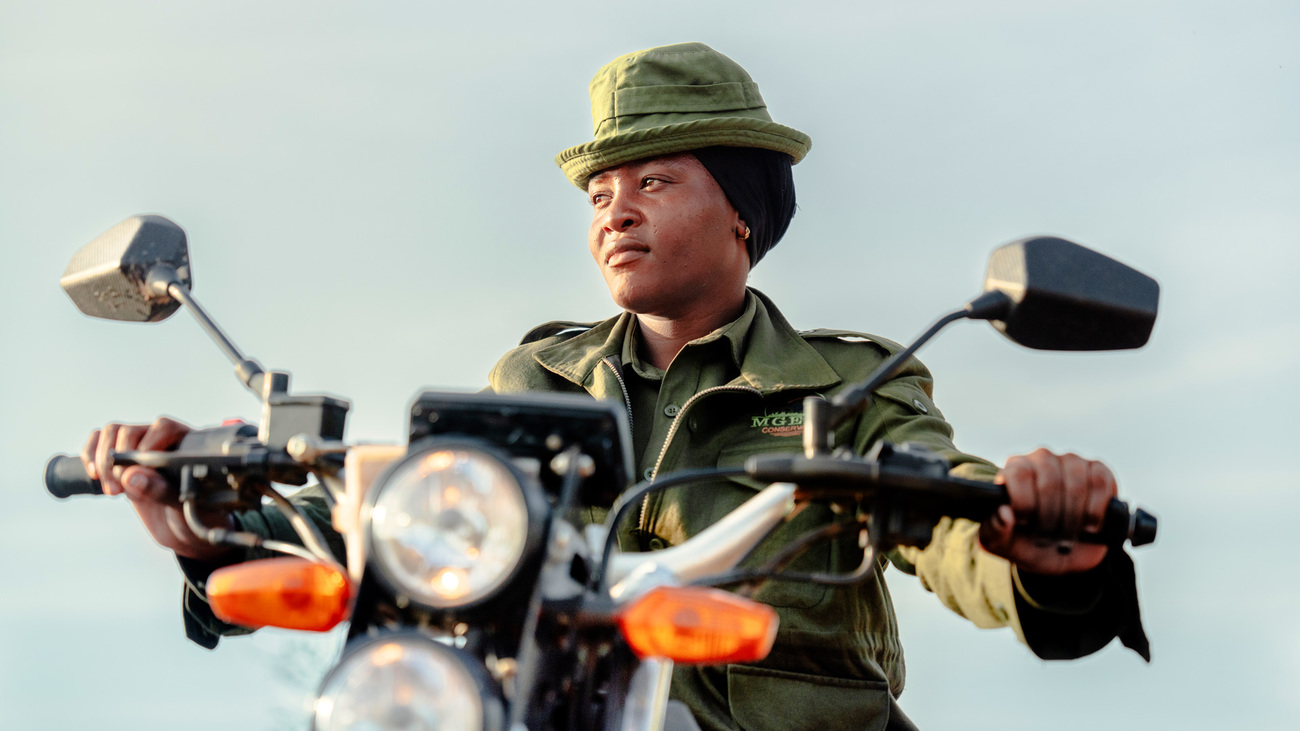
left=367, top=445, right=531, bottom=608
left=313, top=635, right=495, bottom=731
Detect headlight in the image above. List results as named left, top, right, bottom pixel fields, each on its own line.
left=364, top=441, right=543, bottom=609
left=313, top=633, right=503, bottom=731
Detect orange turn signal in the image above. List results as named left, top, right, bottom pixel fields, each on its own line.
left=617, top=586, right=778, bottom=664
left=208, top=558, right=352, bottom=632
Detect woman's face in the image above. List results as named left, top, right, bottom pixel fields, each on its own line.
left=586, top=153, right=750, bottom=319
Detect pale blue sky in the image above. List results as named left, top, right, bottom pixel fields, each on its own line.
left=2, top=1, right=1297, bottom=729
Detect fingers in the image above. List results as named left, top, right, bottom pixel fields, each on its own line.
left=138, top=416, right=191, bottom=451
left=1024, top=448, right=1064, bottom=537
left=114, top=423, right=149, bottom=490
left=81, top=429, right=101, bottom=481
left=978, top=499, right=1016, bottom=556
left=999, top=454, right=1039, bottom=531
left=1004, top=448, right=1117, bottom=541
left=988, top=448, right=1117, bottom=575
left=96, top=423, right=122, bottom=495
left=114, top=423, right=148, bottom=453
left=120, top=465, right=172, bottom=503
left=1057, top=452, right=1091, bottom=539
left=83, top=417, right=189, bottom=496
left=1081, top=460, right=1118, bottom=535
left=981, top=458, right=1037, bottom=560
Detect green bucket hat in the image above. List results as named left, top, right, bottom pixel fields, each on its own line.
left=555, top=42, right=812, bottom=189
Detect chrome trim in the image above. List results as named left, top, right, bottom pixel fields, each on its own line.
left=605, top=482, right=798, bottom=588
left=620, top=658, right=675, bottom=731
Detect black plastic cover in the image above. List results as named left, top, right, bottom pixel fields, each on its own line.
left=45, top=454, right=103, bottom=498
left=983, top=236, right=1159, bottom=351
left=408, top=391, right=633, bottom=507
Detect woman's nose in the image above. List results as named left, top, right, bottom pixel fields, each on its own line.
left=602, top=192, right=641, bottom=232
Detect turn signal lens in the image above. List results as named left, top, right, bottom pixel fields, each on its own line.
left=208, top=558, right=352, bottom=632
left=617, top=586, right=778, bottom=664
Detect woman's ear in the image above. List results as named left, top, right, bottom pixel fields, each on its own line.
left=735, top=219, right=751, bottom=240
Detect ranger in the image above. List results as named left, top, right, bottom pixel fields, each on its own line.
left=84, top=42, right=1148, bottom=730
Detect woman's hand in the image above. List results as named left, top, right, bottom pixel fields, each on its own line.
left=81, top=417, right=235, bottom=561
left=978, top=447, right=1117, bottom=575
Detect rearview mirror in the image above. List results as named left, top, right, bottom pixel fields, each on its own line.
left=60, top=215, right=192, bottom=322
left=983, top=236, right=1159, bottom=351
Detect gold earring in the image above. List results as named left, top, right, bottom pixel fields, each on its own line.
left=738, top=225, right=751, bottom=240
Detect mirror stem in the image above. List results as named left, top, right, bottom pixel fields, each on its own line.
left=145, top=266, right=267, bottom=397
left=804, top=305, right=978, bottom=456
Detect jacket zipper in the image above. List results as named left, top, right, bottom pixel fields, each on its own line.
left=600, top=356, right=634, bottom=438
left=641, top=384, right=761, bottom=543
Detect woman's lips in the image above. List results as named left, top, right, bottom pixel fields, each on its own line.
left=606, top=242, right=649, bottom=267
left=608, top=248, right=648, bottom=267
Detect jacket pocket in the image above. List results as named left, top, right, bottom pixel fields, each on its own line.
left=727, top=665, right=891, bottom=731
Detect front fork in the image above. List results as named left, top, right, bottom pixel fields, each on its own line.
left=619, top=658, right=675, bottom=731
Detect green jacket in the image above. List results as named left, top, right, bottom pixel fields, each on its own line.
left=181, top=288, right=1146, bottom=730
left=489, top=289, right=1147, bottom=731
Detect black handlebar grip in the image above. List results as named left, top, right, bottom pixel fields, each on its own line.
left=1098, top=498, right=1158, bottom=547
left=45, top=454, right=104, bottom=499
left=1129, top=506, right=1158, bottom=547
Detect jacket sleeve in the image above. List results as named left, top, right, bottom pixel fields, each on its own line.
left=176, top=484, right=344, bottom=649
left=863, top=363, right=1150, bottom=661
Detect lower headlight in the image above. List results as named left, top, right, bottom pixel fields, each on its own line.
left=313, top=634, right=503, bottom=731
left=365, top=442, right=543, bottom=609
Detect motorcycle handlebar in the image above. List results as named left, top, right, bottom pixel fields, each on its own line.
left=744, top=454, right=1157, bottom=548
left=45, top=454, right=103, bottom=499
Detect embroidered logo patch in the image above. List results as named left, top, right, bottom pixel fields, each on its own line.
left=750, top=410, right=804, bottom=438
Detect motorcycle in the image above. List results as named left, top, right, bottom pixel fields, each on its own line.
left=46, top=214, right=1159, bottom=730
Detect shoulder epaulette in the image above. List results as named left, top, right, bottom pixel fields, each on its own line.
left=519, top=320, right=600, bottom=346
left=799, top=328, right=903, bottom=353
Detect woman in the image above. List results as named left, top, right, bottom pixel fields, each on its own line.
left=85, top=42, right=1146, bottom=730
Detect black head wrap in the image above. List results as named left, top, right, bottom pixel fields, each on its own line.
left=691, top=146, right=797, bottom=269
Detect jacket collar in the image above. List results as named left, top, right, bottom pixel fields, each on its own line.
left=533, top=289, right=841, bottom=396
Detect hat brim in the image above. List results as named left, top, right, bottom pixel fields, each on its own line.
left=555, top=117, right=811, bottom=189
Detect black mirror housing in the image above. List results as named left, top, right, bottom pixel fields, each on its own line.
left=60, top=215, right=192, bottom=322
left=983, top=236, right=1159, bottom=351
